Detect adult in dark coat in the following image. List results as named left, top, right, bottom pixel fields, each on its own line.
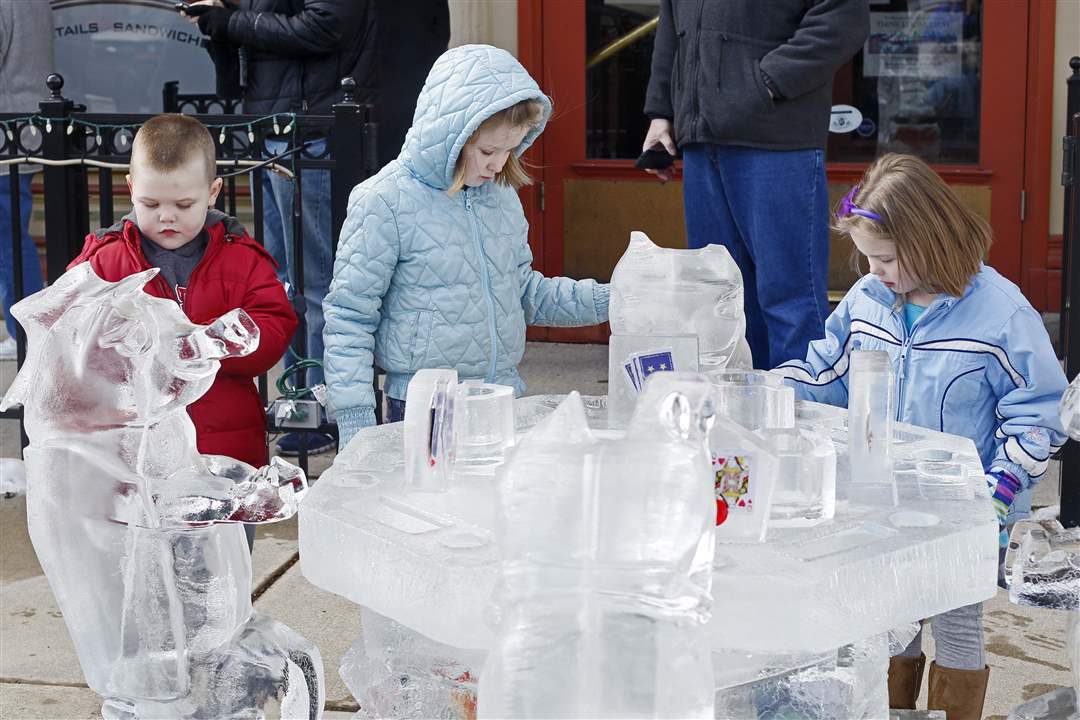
left=189, top=0, right=377, bottom=455
left=373, top=0, right=450, bottom=166
left=642, top=0, right=869, bottom=369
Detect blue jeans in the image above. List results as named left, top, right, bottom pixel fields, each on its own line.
left=682, top=144, right=830, bottom=369
left=0, top=173, right=43, bottom=338
left=262, top=138, right=332, bottom=387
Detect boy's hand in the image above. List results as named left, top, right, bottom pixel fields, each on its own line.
left=641, top=119, right=677, bottom=184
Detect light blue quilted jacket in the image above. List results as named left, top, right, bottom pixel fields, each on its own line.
left=323, top=45, right=610, bottom=441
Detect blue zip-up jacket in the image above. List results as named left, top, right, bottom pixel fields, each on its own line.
left=323, top=45, right=610, bottom=439
left=775, top=266, right=1067, bottom=521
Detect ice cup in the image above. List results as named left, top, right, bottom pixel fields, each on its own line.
left=453, top=382, right=515, bottom=476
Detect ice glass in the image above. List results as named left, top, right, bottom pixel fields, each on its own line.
left=848, top=351, right=894, bottom=487
left=404, top=369, right=458, bottom=492
left=707, top=369, right=795, bottom=432
left=768, top=427, right=837, bottom=527
left=453, top=382, right=515, bottom=476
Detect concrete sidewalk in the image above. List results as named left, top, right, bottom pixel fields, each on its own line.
left=0, top=342, right=1073, bottom=719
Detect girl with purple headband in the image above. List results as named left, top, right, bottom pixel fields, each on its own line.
left=775, top=153, right=1067, bottom=719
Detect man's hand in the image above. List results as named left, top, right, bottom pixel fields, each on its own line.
left=642, top=118, right=677, bottom=183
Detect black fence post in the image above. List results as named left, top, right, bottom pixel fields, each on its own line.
left=162, top=80, right=179, bottom=114
left=40, top=74, right=88, bottom=282
left=1059, top=56, right=1080, bottom=526
left=330, top=77, right=380, bottom=423
left=330, top=77, right=375, bottom=251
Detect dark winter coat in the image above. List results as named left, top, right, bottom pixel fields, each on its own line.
left=210, top=0, right=378, bottom=115
left=644, top=0, right=869, bottom=150
left=69, top=212, right=297, bottom=468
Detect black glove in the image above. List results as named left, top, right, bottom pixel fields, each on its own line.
left=197, top=6, right=234, bottom=42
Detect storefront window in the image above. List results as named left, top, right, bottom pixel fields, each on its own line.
left=584, top=0, right=983, bottom=165
left=829, top=0, right=983, bottom=164
left=585, top=0, right=659, bottom=160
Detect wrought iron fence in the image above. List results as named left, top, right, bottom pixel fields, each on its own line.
left=1, top=73, right=378, bottom=470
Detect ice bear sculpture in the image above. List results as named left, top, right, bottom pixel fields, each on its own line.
left=0, top=263, right=324, bottom=720
left=479, top=373, right=717, bottom=719
left=609, top=231, right=753, bottom=369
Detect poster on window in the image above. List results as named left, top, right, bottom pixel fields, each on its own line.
left=864, top=10, right=963, bottom=79
left=50, top=0, right=215, bottom=114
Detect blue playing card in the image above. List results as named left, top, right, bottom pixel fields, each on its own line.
left=637, top=350, right=675, bottom=380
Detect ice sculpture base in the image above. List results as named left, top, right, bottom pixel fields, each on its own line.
left=300, top=397, right=996, bottom=714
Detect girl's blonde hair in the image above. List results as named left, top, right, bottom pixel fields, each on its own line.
left=447, top=99, right=545, bottom=196
left=834, top=153, right=991, bottom=298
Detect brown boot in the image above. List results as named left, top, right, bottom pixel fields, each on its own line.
left=888, top=653, right=926, bottom=709
left=927, top=661, right=990, bottom=720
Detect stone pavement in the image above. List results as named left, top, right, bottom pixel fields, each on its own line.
left=0, top=342, right=1073, bottom=719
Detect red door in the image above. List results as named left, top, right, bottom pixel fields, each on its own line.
left=518, top=0, right=1044, bottom=333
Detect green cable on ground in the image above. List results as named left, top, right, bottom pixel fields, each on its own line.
left=276, top=358, right=323, bottom=400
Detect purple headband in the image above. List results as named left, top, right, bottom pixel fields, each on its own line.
left=837, top=185, right=882, bottom=222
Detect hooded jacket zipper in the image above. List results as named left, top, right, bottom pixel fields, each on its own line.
left=464, top=190, right=498, bottom=382
left=866, top=289, right=951, bottom=422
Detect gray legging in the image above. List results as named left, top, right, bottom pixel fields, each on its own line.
left=898, top=601, right=984, bottom=670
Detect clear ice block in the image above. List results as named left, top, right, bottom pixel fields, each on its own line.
left=404, top=369, right=458, bottom=492
left=848, top=350, right=896, bottom=497
left=480, top=376, right=717, bottom=719
left=767, top=427, right=837, bottom=527
left=707, top=369, right=795, bottom=432
left=609, top=231, right=752, bottom=369
left=453, top=381, right=516, bottom=477
left=710, top=416, right=779, bottom=543
left=1062, top=374, right=1080, bottom=441
left=0, top=263, right=323, bottom=719
left=606, top=333, right=699, bottom=428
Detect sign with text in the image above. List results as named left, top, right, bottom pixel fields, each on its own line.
left=50, top=0, right=216, bottom=113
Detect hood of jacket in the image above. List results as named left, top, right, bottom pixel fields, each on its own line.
left=399, top=44, right=552, bottom=190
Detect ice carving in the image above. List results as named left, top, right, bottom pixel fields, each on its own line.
left=713, top=634, right=890, bottom=720
left=479, top=374, right=717, bottom=719
left=404, top=369, right=459, bottom=491
left=606, top=333, right=699, bottom=427
left=0, top=263, right=323, bottom=720
left=768, top=427, right=837, bottom=527
left=609, top=231, right=752, bottom=369
left=299, top=388, right=996, bottom=717
left=707, top=369, right=795, bottom=432
left=454, top=381, right=516, bottom=476
left=403, top=371, right=518, bottom=487
left=710, top=415, right=779, bottom=542
left=1062, top=374, right=1080, bottom=441
left=341, top=607, right=482, bottom=719
left=848, top=350, right=896, bottom=497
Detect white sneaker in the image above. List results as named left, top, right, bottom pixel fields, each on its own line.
left=0, top=337, right=16, bottom=360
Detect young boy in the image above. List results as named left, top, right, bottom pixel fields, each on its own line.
left=70, top=113, right=296, bottom=471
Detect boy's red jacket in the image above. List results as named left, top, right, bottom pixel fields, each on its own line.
left=69, top=212, right=296, bottom=468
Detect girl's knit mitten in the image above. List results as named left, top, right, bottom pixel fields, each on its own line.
left=986, top=468, right=1022, bottom=547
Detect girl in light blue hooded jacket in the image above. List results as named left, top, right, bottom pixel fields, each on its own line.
left=323, top=45, right=609, bottom=447
left=775, top=154, right=1067, bottom=717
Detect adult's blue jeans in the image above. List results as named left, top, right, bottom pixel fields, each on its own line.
left=682, top=144, right=830, bottom=369
left=0, top=172, right=43, bottom=338
left=262, top=138, right=332, bottom=387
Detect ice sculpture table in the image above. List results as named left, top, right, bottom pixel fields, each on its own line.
left=299, top=397, right=998, bottom=716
